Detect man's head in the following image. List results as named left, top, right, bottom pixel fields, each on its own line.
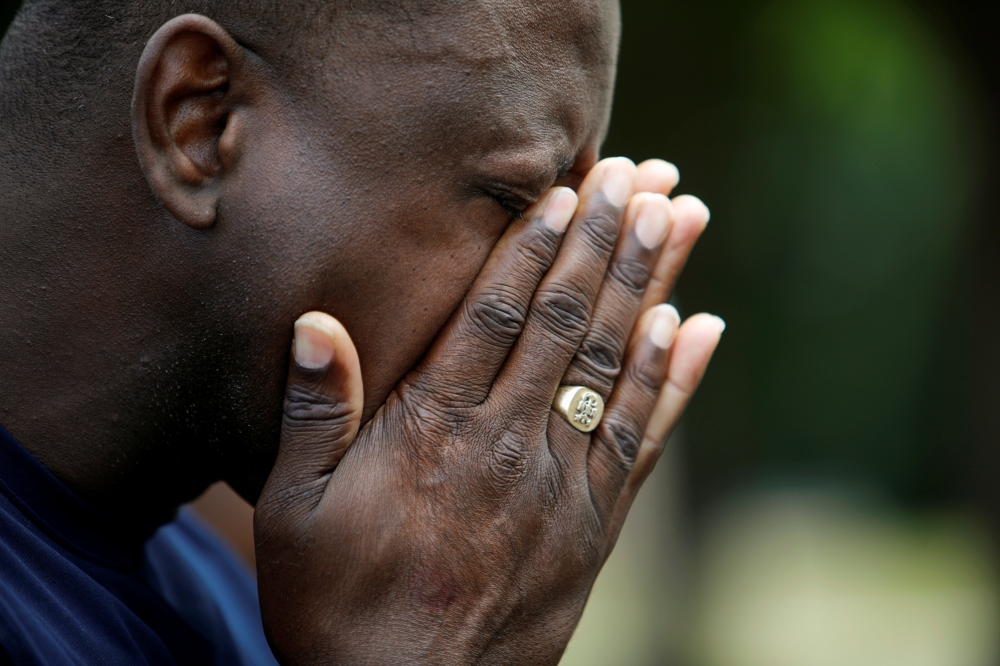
left=0, top=0, right=620, bottom=515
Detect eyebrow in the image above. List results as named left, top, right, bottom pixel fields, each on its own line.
left=499, top=149, right=576, bottom=200
left=469, top=133, right=578, bottom=204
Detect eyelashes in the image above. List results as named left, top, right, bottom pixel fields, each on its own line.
left=486, top=188, right=530, bottom=221
left=494, top=196, right=525, bottom=221
left=476, top=181, right=538, bottom=222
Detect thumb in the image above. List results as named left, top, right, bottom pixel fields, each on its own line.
left=265, top=311, right=364, bottom=511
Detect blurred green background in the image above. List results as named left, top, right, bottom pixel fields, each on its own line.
left=4, top=0, right=1000, bottom=663
left=608, top=0, right=983, bottom=508
left=565, top=1, right=1000, bottom=664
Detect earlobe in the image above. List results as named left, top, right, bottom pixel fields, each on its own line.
left=132, top=14, right=252, bottom=230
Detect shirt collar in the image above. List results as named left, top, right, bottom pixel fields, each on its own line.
left=0, top=423, right=158, bottom=568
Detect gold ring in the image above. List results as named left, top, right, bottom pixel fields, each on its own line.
left=552, top=386, right=605, bottom=433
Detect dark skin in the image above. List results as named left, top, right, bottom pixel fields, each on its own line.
left=0, top=1, right=720, bottom=662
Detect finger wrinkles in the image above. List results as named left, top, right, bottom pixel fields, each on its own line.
left=408, top=374, right=485, bottom=409
left=486, top=226, right=560, bottom=298
left=558, top=245, right=657, bottom=410
left=606, top=253, right=654, bottom=296
left=530, top=282, right=594, bottom=348
left=513, top=226, right=562, bottom=273
left=279, top=412, right=357, bottom=464
left=484, top=431, right=530, bottom=496
left=283, top=385, right=358, bottom=431
left=463, top=287, right=528, bottom=349
left=623, top=351, right=667, bottom=394
left=574, top=208, right=621, bottom=259
left=597, top=415, right=642, bottom=470
left=570, top=328, right=625, bottom=393
left=586, top=426, right=636, bottom=530
left=395, top=378, right=473, bottom=424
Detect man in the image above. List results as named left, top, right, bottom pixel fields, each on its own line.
left=0, top=0, right=722, bottom=663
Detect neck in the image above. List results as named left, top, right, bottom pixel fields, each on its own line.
left=0, top=259, right=211, bottom=531
left=0, top=135, right=225, bottom=530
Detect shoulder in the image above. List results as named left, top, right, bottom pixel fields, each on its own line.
left=144, top=508, right=279, bottom=666
left=0, top=496, right=176, bottom=665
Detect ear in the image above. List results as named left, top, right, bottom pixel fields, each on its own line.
left=132, top=14, right=257, bottom=229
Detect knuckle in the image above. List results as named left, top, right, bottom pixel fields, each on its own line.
left=608, top=255, right=653, bottom=295
left=466, top=288, right=527, bottom=346
left=574, top=327, right=624, bottom=386
left=396, top=379, right=470, bottom=423
left=625, top=354, right=666, bottom=394
left=281, top=388, right=357, bottom=472
left=578, top=209, right=620, bottom=256
left=534, top=283, right=592, bottom=343
left=484, top=431, right=529, bottom=492
left=517, top=226, right=561, bottom=270
left=603, top=416, right=643, bottom=466
left=283, top=384, right=355, bottom=433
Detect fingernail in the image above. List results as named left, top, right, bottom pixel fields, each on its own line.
left=693, top=198, right=711, bottom=224
left=293, top=318, right=336, bottom=370
left=635, top=197, right=671, bottom=249
left=542, top=187, right=577, bottom=232
left=661, top=161, right=680, bottom=187
left=639, top=159, right=680, bottom=191
left=650, top=304, right=681, bottom=349
left=674, top=195, right=711, bottom=226
left=712, top=315, right=726, bottom=333
left=601, top=158, right=635, bottom=208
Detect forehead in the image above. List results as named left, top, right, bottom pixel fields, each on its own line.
left=298, top=0, right=620, bottom=183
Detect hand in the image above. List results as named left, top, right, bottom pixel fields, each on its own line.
left=254, top=158, right=722, bottom=665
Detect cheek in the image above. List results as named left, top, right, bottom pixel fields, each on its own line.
left=242, top=116, right=509, bottom=419
left=321, top=201, right=508, bottom=419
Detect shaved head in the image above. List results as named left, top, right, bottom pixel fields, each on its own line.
left=0, top=0, right=611, bottom=137
left=0, top=0, right=446, bottom=162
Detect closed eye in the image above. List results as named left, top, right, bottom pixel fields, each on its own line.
left=493, top=195, right=525, bottom=221
left=483, top=188, right=531, bottom=221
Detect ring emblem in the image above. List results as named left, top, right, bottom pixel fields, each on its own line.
left=552, top=386, right=605, bottom=433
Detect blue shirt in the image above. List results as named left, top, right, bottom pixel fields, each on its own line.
left=0, top=424, right=279, bottom=665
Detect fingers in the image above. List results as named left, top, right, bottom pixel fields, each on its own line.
left=624, top=314, right=725, bottom=504
left=600, top=313, right=723, bottom=546
left=493, top=158, right=637, bottom=410
left=584, top=304, right=681, bottom=523
left=639, top=195, right=711, bottom=313
left=411, top=188, right=577, bottom=404
left=635, top=159, right=680, bottom=197
left=262, top=312, right=364, bottom=516
left=559, top=193, right=673, bottom=401
left=634, top=159, right=709, bottom=312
